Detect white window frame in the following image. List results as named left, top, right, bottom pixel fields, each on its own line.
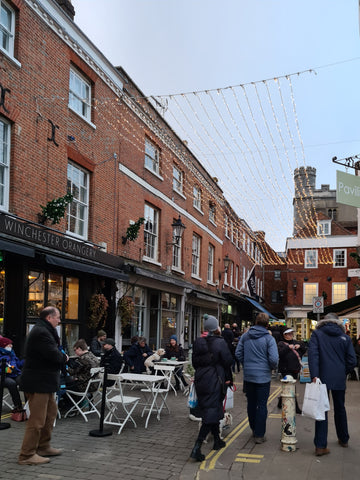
left=0, top=1, right=15, bottom=59
left=303, top=283, right=318, bottom=305
left=224, top=215, right=229, bottom=238
left=317, top=220, right=331, bottom=236
left=305, top=250, right=318, bottom=269
left=332, top=282, right=347, bottom=303
left=144, top=204, right=159, bottom=262
left=209, top=203, right=216, bottom=225
left=192, top=234, right=201, bottom=278
left=235, top=265, right=239, bottom=289
left=67, top=162, right=89, bottom=239
left=207, top=244, right=214, bottom=283
left=333, top=248, right=346, bottom=268
left=173, top=165, right=183, bottom=194
left=172, top=234, right=182, bottom=272
left=230, top=262, right=234, bottom=287
left=0, top=117, right=10, bottom=211
left=145, top=138, right=160, bottom=175
left=69, top=67, right=91, bottom=122
left=193, top=185, right=202, bottom=211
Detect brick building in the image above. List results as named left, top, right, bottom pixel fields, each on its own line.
left=0, top=0, right=274, bottom=353
left=284, top=167, right=360, bottom=340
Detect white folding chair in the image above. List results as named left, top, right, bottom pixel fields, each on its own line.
left=104, top=374, right=140, bottom=434
left=64, top=377, right=102, bottom=422
left=141, top=364, right=175, bottom=416
left=2, top=390, right=13, bottom=410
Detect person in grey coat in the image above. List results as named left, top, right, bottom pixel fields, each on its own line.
left=190, top=315, right=233, bottom=461
left=308, top=312, right=357, bottom=456
left=235, top=312, right=278, bottom=444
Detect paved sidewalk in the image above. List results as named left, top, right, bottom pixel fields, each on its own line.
left=0, top=375, right=359, bottom=479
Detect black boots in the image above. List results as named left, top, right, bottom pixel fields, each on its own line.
left=213, top=438, right=226, bottom=450
left=190, top=440, right=205, bottom=461
left=277, top=397, right=282, bottom=409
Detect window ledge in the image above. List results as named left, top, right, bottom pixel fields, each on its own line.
left=172, top=267, right=185, bottom=275
left=193, top=206, right=204, bottom=215
left=191, top=274, right=202, bottom=281
left=144, top=165, right=164, bottom=181
left=209, top=219, right=217, bottom=227
left=68, top=105, right=96, bottom=130
left=65, top=229, right=88, bottom=241
left=173, top=188, right=186, bottom=200
left=142, top=256, right=162, bottom=267
left=0, top=47, right=21, bottom=68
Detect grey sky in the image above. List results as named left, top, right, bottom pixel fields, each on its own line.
left=71, top=0, right=360, bottom=251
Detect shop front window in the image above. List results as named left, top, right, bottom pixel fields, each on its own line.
left=26, top=270, right=79, bottom=352
left=161, top=292, right=178, bottom=347
left=121, top=286, right=146, bottom=348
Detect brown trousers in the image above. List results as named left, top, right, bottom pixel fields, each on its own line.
left=18, top=392, right=58, bottom=460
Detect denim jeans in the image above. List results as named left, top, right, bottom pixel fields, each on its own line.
left=245, top=381, right=271, bottom=437
left=314, top=389, right=349, bottom=448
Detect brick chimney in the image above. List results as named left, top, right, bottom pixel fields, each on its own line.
left=55, top=0, right=75, bottom=20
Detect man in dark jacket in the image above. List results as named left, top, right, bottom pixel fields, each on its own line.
left=308, top=312, right=357, bottom=457
left=123, top=336, right=152, bottom=373
left=100, top=338, right=123, bottom=386
left=18, top=306, right=68, bottom=465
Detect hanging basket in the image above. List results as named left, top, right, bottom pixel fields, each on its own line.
left=88, top=293, right=109, bottom=329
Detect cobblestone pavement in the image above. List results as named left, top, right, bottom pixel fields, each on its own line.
left=1, top=374, right=360, bottom=480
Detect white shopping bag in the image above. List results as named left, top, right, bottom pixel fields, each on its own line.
left=302, top=379, right=330, bottom=421
left=224, top=386, right=234, bottom=409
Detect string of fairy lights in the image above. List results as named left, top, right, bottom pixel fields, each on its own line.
left=31, top=65, right=340, bottom=267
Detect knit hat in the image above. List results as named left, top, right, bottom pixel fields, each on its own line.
left=170, top=334, right=178, bottom=342
left=203, top=315, right=219, bottom=332
left=0, top=337, right=12, bottom=349
left=103, top=338, right=115, bottom=346
left=97, top=330, right=106, bottom=338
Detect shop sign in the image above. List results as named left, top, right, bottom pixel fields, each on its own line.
left=0, top=213, right=122, bottom=268
left=336, top=170, right=360, bottom=208
left=348, top=268, right=360, bottom=277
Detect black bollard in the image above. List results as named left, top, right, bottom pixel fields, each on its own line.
left=89, top=362, right=112, bottom=437
left=0, top=357, right=11, bottom=430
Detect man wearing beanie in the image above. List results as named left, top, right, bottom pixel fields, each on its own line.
left=190, top=314, right=233, bottom=461
left=165, top=334, right=186, bottom=391
left=90, top=329, right=106, bottom=357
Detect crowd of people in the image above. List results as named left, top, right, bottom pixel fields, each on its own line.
left=1, top=307, right=359, bottom=466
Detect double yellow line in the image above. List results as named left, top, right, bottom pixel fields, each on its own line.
left=200, top=386, right=281, bottom=471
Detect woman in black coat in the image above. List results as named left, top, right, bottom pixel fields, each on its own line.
left=190, top=315, right=233, bottom=462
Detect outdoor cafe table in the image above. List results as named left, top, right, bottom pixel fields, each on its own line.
left=118, top=372, right=165, bottom=428
left=154, top=359, right=189, bottom=394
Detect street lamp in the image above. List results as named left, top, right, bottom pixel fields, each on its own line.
left=166, top=215, right=186, bottom=248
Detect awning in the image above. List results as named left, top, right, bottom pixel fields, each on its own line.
left=45, top=254, right=129, bottom=281
left=242, top=296, right=278, bottom=320
left=0, top=238, right=35, bottom=257
left=307, top=295, right=360, bottom=320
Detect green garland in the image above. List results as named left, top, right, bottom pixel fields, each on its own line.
left=40, top=192, right=74, bottom=225
left=125, top=217, right=145, bottom=241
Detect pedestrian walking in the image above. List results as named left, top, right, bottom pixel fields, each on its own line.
left=190, top=315, right=233, bottom=461
left=235, top=312, right=278, bottom=444
left=308, top=312, right=357, bottom=456
left=18, top=306, right=68, bottom=465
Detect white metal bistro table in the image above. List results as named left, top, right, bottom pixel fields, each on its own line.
left=154, top=360, right=189, bottom=394
left=119, top=373, right=164, bottom=428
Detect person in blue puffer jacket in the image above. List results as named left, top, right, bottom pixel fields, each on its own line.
left=308, top=312, right=357, bottom=457
left=0, top=336, right=24, bottom=410
left=235, top=313, right=278, bottom=444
